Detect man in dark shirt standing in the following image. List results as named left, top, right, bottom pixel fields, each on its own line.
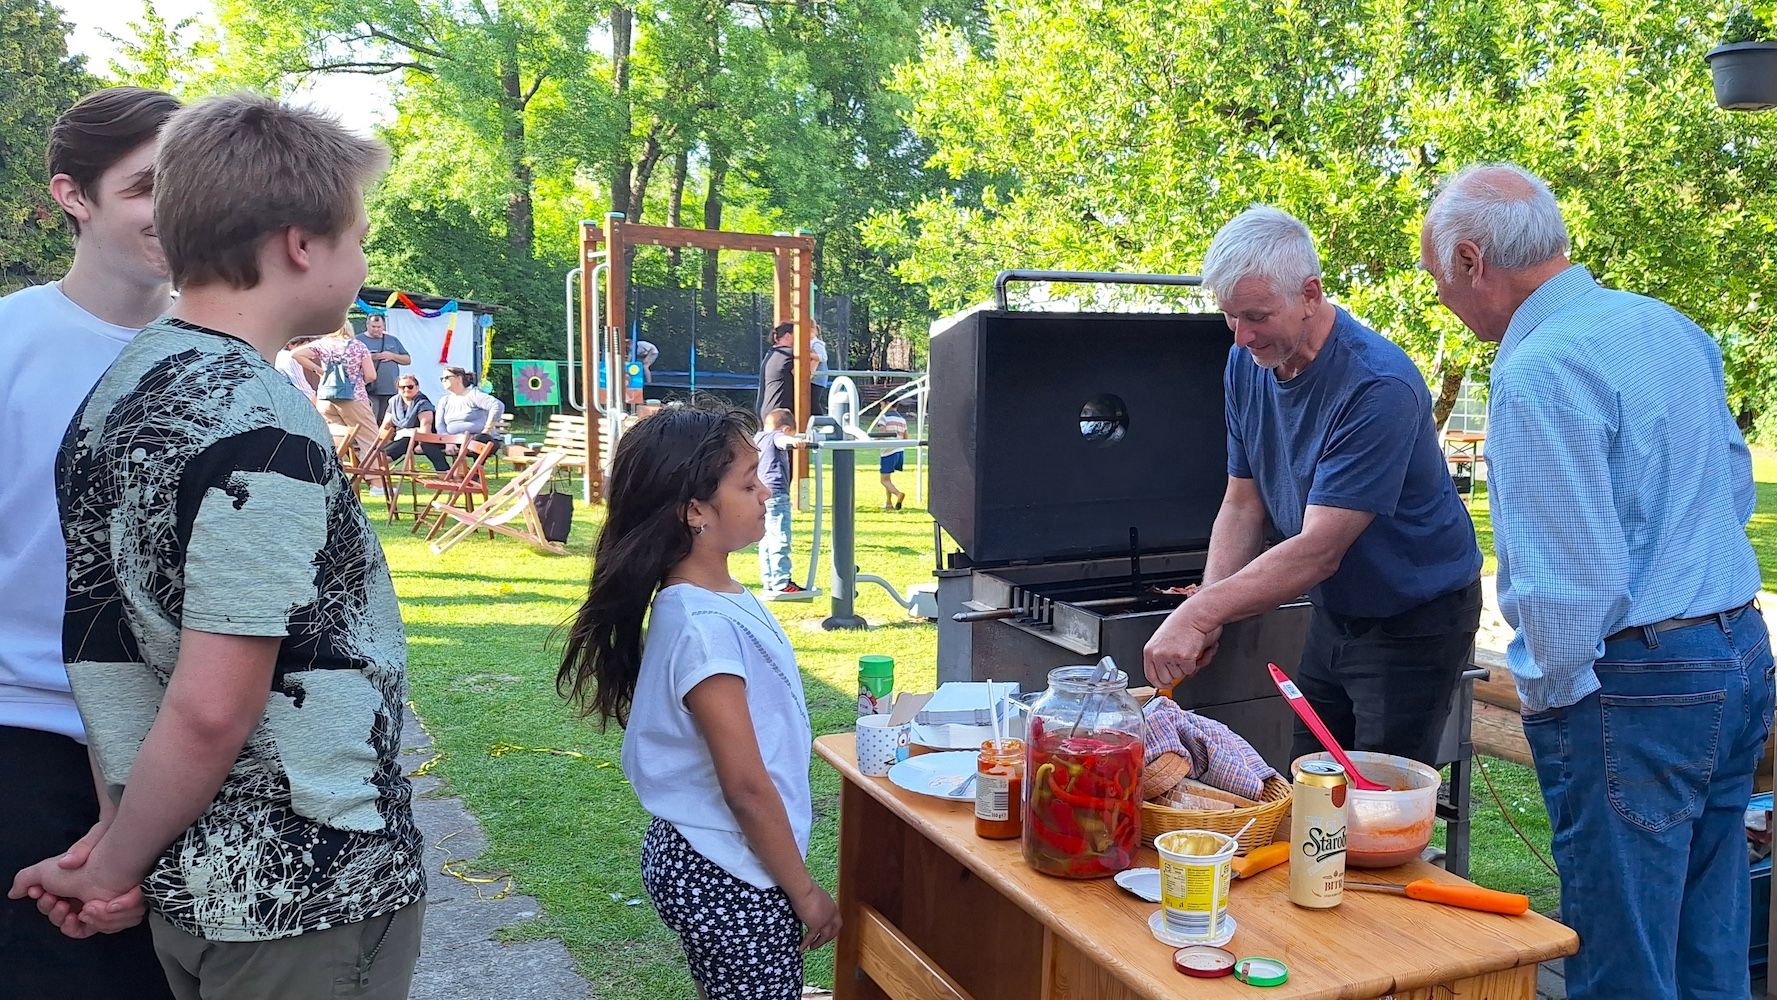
left=356, top=314, right=410, bottom=424
left=1144, top=206, right=1483, bottom=768
left=757, top=322, right=795, bottom=421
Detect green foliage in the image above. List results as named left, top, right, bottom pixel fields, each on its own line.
left=1723, top=6, right=1771, bottom=43
left=874, top=0, right=1777, bottom=424
left=100, top=1, right=223, bottom=94
left=0, top=0, right=93, bottom=281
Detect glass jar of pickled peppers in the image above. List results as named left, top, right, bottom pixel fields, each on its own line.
left=1022, top=666, right=1145, bottom=878
left=975, top=738, right=1024, bottom=839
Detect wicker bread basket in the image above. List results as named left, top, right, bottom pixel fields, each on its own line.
left=1139, top=775, right=1293, bottom=855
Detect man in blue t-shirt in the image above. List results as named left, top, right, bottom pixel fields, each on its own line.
left=1144, top=206, right=1482, bottom=767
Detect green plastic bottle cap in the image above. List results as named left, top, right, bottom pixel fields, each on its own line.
left=1233, top=957, right=1289, bottom=987
left=858, top=655, right=895, bottom=677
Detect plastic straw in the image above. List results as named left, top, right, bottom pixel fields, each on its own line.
left=988, top=678, right=1002, bottom=748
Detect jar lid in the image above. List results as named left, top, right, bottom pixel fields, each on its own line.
left=858, top=655, right=895, bottom=674
left=1172, top=945, right=1234, bottom=978
left=1233, top=956, right=1289, bottom=987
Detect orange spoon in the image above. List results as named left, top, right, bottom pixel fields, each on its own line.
left=1267, top=663, right=1388, bottom=792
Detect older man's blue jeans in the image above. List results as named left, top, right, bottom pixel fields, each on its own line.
left=1522, top=605, right=1772, bottom=1000
left=758, top=492, right=793, bottom=591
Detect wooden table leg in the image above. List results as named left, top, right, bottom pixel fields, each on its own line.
left=833, top=777, right=879, bottom=1000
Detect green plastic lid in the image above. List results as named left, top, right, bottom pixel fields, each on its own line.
left=858, top=655, right=895, bottom=677
left=1233, top=957, right=1289, bottom=987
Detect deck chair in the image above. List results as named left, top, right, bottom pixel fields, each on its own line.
left=329, top=423, right=400, bottom=523
left=429, top=450, right=570, bottom=555
left=410, top=435, right=495, bottom=541
left=386, top=430, right=454, bottom=516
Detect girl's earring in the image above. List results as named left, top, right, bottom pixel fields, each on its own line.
left=693, top=524, right=707, bottom=535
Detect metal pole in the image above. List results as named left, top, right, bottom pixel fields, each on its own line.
left=822, top=447, right=866, bottom=629
left=915, top=378, right=928, bottom=507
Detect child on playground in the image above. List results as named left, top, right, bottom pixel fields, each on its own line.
left=754, top=407, right=806, bottom=600
left=877, top=402, right=908, bottom=509
left=557, top=405, right=839, bottom=1000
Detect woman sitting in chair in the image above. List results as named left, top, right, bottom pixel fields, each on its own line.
left=436, top=367, right=505, bottom=445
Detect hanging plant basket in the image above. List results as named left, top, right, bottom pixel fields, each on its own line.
left=1707, top=41, right=1777, bottom=110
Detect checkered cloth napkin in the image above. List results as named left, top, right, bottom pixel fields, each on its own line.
left=1141, top=696, right=1278, bottom=800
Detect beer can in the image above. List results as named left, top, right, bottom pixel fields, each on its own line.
left=1289, top=760, right=1348, bottom=908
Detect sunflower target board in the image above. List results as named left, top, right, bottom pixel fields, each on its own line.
left=506, top=359, right=563, bottom=407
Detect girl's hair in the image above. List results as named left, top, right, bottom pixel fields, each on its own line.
left=442, top=366, right=473, bottom=384
left=556, top=403, right=759, bottom=726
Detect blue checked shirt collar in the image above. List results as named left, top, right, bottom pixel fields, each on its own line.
left=1499, top=264, right=1598, bottom=363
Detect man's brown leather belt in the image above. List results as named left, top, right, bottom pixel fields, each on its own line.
left=1605, top=600, right=1758, bottom=644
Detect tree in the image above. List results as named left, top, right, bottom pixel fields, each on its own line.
left=872, top=0, right=1777, bottom=429
left=101, top=1, right=221, bottom=95
left=213, top=0, right=598, bottom=265
left=0, top=0, right=93, bottom=285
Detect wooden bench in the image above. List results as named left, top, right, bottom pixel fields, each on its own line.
left=507, top=413, right=628, bottom=491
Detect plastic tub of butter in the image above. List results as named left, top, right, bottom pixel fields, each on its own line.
left=1291, top=750, right=1440, bottom=868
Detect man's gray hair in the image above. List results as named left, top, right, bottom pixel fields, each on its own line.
left=1425, top=163, right=1570, bottom=280
left=1200, top=205, right=1322, bottom=300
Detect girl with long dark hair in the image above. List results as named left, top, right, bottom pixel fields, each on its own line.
left=557, top=404, right=838, bottom=999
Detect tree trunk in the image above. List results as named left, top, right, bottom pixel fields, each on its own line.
left=1431, top=362, right=1466, bottom=430
left=627, top=126, right=665, bottom=225
left=666, top=148, right=688, bottom=272
left=498, top=50, right=533, bottom=260
left=700, top=146, right=729, bottom=322
left=609, top=5, right=634, bottom=218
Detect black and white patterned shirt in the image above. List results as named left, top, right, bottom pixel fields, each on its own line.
left=57, top=317, right=425, bottom=942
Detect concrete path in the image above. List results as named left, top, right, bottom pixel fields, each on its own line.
left=401, top=707, right=593, bottom=1000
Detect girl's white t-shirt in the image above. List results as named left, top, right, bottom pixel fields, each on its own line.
left=622, top=584, right=813, bottom=889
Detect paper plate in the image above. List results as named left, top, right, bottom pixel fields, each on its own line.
left=887, top=751, right=979, bottom=800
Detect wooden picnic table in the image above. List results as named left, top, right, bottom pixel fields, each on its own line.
left=817, top=732, right=1575, bottom=1000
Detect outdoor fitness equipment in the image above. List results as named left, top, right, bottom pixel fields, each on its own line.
left=803, top=376, right=939, bottom=629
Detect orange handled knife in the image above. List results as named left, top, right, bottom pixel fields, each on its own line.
left=1346, top=879, right=1530, bottom=915
left=1231, top=842, right=1290, bottom=879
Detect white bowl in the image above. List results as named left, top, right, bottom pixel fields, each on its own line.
left=1291, top=751, right=1440, bottom=868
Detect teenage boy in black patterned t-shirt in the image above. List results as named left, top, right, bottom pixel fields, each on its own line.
left=8, top=95, right=425, bottom=1000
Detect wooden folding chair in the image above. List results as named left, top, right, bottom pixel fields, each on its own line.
left=429, top=451, right=569, bottom=555
left=410, top=435, right=495, bottom=541
left=329, top=423, right=400, bottom=523
left=384, top=431, right=451, bottom=517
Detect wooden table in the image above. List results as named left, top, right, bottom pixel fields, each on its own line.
left=1442, top=430, right=1485, bottom=502
left=818, top=734, right=1575, bottom=1000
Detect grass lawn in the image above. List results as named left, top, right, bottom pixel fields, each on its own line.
left=388, top=449, right=1775, bottom=993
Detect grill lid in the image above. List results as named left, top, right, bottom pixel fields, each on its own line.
left=929, top=307, right=1235, bottom=564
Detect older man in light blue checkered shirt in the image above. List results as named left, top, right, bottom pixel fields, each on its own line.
left=1421, top=163, right=1770, bottom=1000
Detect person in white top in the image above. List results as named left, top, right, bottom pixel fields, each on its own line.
left=876, top=402, right=909, bottom=509
left=273, top=334, right=320, bottom=399
left=557, top=405, right=839, bottom=998
left=0, top=86, right=179, bottom=997
left=808, top=325, right=831, bottom=415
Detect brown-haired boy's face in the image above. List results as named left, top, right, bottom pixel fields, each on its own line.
left=295, top=198, right=371, bottom=335
left=53, top=139, right=165, bottom=286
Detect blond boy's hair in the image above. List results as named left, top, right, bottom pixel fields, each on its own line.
left=154, top=94, right=388, bottom=290
left=765, top=407, right=793, bottom=429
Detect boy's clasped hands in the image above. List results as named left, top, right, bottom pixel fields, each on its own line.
left=9, top=819, right=147, bottom=939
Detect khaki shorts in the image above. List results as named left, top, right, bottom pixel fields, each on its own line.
left=149, top=900, right=424, bottom=1000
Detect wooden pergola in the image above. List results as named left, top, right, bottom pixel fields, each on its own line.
left=579, top=214, right=816, bottom=502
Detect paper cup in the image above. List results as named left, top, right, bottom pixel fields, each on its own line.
left=856, top=714, right=911, bottom=777
left=1155, top=829, right=1238, bottom=945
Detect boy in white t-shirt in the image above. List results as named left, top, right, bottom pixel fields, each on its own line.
left=876, top=402, right=909, bottom=509
left=0, top=87, right=181, bottom=998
